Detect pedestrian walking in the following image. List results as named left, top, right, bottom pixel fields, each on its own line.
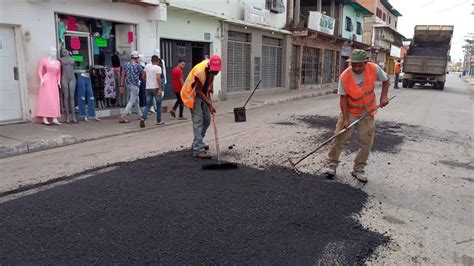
left=170, top=59, right=186, bottom=119
left=141, top=55, right=164, bottom=127
left=322, top=49, right=390, bottom=182
left=394, top=59, right=401, bottom=89
left=181, top=55, right=222, bottom=159
left=119, top=51, right=145, bottom=126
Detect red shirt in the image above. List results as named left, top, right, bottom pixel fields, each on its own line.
left=171, top=67, right=184, bottom=93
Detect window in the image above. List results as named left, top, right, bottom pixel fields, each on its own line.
left=376, top=8, right=382, bottom=18
left=345, top=16, right=353, bottom=32
left=356, top=22, right=362, bottom=35
left=382, top=13, right=386, bottom=22
left=266, top=0, right=285, bottom=13
left=302, top=47, right=320, bottom=85
left=389, top=15, right=391, bottom=24
left=323, top=49, right=335, bottom=83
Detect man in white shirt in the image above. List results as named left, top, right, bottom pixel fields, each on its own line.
left=141, top=55, right=163, bottom=127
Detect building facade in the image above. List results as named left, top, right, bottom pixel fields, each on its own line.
left=160, top=0, right=292, bottom=100
left=357, top=0, right=404, bottom=74
left=0, top=0, right=166, bottom=123
left=288, top=0, right=371, bottom=90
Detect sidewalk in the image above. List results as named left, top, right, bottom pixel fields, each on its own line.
left=0, top=87, right=336, bottom=159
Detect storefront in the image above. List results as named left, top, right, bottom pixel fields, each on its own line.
left=56, top=13, right=139, bottom=111
left=1, top=0, right=162, bottom=122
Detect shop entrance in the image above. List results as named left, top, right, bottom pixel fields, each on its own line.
left=160, top=39, right=210, bottom=100
left=0, top=26, right=23, bottom=123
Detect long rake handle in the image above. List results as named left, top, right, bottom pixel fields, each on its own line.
left=291, top=95, right=396, bottom=167
left=211, top=113, right=220, bottom=163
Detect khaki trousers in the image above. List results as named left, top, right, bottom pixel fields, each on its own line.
left=327, top=114, right=375, bottom=172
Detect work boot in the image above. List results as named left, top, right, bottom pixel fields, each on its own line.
left=322, top=164, right=337, bottom=179
left=193, top=151, right=212, bottom=159
left=351, top=171, right=368, bottom=183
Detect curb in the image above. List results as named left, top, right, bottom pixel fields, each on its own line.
left=0, top=135, right=80, bottom=159
left=0, top=89, right=336, bottom=159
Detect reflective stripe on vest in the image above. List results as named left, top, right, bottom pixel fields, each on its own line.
left=180, top=60, right=210, bottom=109
left=340, top=62, right=377, bottom=116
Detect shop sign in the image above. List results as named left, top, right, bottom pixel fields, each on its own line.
left=204, top=32, right=211, bottom=41
left=71, top=55, right=84, bottom=62
left=341, top=46, right=352, bottom=57
left=95, top=37, right=108, bottom=48
left=244, top=5, right=269, bottom=25
left=390, top=45, right=401, bottom=57
left=308, top=11, right=335, bottom=35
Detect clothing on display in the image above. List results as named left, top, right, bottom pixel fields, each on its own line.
left=101, top=20, right=112, bottom=39
left=58, top=20, right=66, bottom=45
left=37, top=58, right=61, bottom=118
left=76, top=75, right=97, bottom=118
left=60, top=51, right=77, bottom=122
left=104, top=68, right=116, bottom=99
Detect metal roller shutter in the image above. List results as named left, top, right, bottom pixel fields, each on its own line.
left=227, top=31, right=251, bottom=92
left=262, top=36, right=283, bottom=88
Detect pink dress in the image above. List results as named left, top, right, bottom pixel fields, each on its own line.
left=36, top=58, right=61, bottom=118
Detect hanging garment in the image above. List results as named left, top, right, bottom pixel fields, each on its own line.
left=57, top=20, right=66, bottom=45
left=104, top=67, right=116, bottom=99
left=101, top=20, right=112, bottom=39
left=37, top=58, right=61, bottom=118
left=90, top=68, right=106, bottom=102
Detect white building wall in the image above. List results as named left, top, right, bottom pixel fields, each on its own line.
left=0, top=0, right=159, bottom=119
left=157, top=7, right=223, bottom=99
left=171, top=0, right=288, bottom=29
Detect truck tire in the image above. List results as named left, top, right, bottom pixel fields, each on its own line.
left=433, top=83, right=438, bottom=90
left=402, top=80, right=408, bottom=88
left=408, top=81, right=414, bottom=88
left=439, top=82, right=445, bottom=90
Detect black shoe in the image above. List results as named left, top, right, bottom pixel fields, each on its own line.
left=204, top=144, right=210, bottom=150
left=170, top=110, right=176, bottom=118
left=140, top=119, right=145, bottom=128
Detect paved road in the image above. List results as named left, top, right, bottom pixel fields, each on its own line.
left=0, top=73, right=472, bottom=264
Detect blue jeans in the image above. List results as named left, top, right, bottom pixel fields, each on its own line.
left=76, top=76, right=96, bottom=118
left=190, top=97, right=211, bottom=152
left=142, top=89, right=162, bottom=123
left=122, top=84, right=143, bottom=117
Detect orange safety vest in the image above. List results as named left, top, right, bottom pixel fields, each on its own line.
left=395, top=62, right=401, bottom=74
left=340, top=62, right=377, bottom=116
left=180, top=59, right=214, bottom=109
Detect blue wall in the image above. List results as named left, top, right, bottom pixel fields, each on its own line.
left=341, top=5, right=364, bottom=43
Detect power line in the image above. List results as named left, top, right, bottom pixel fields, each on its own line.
left=437, top=0, right=469, bottom=13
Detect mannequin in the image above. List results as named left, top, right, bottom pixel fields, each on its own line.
left=37, top=47, right=62, bottom=125
left=59, top=49, right=77, bottom=123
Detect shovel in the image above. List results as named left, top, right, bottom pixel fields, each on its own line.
left=234, top=80, right=262, bottom=122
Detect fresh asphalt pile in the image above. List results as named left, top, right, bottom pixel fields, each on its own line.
left=0, top=150, right=388, bottom=264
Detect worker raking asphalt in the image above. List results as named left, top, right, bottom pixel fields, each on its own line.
left=0, top=150, right=389, bottom=264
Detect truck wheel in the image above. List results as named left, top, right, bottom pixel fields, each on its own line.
left=402, top=80, right=408, bottom=88
left=439, top=82, right=445, bottom=90
left=408, top=81, right=414, bottom=88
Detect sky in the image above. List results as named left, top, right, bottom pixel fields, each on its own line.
left=390, top=0, right=474, bottom=62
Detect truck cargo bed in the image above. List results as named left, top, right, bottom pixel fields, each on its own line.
left=404, top=56, right=447, bottom=75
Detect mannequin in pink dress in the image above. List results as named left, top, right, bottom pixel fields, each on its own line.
left=37, top=47, right=62, bottom=125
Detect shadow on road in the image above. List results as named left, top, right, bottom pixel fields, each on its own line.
left=0, top=150, right=388, bottom=264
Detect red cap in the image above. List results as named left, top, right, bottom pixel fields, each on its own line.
left=209, top=55, right=222, bottom=72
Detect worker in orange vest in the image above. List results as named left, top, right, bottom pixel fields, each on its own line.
left=323, top=49, right=390, bottom=182
left=394, top=59, right=401, bottom=89
left=181, top=55, right=222, bottom=159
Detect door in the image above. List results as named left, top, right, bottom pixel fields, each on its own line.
left=0, top=27, right=22, bottom=122
left=323, top=49, right=334, bottom=83
left=262, top=36, right=283, bottom=88
left=227, top=31, right=251, bottom=92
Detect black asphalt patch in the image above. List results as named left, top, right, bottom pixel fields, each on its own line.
left=0, top=151, right=388, bottom=264
left=298, top=115, right=405, bottom=153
